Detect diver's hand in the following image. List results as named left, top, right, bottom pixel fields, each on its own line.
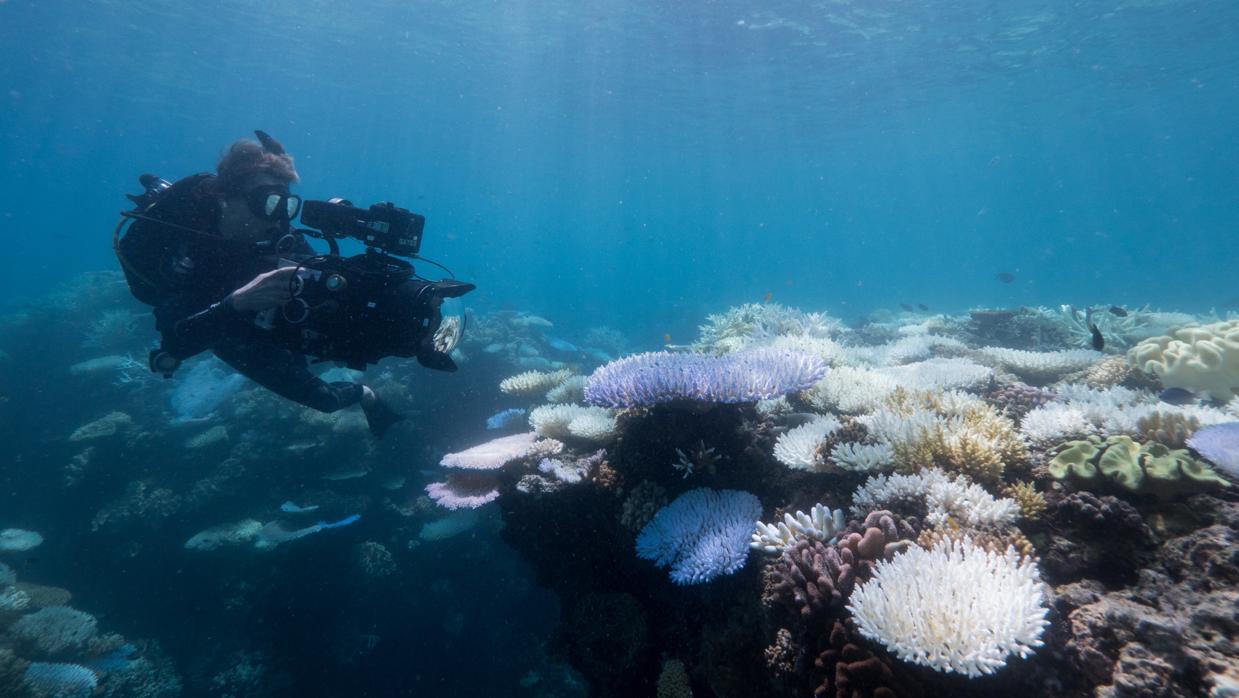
left=228, top=267, right=297, bottom=312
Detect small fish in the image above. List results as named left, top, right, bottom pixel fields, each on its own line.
left=900, top=303, right=914, bottom=312
left=763, top=291, right=773, bottom=304
left=486, top=407, right=527, bottom=430
left=996, top=272, right=1016, bottom=284
left=663, top=333, right=672, bottom=344
left=917, top=304, right=929, bottom=311
left=1088, top=322, right=1105, bottom=351
left=1158, top=387, right=1197, bottom=406
left=1108, top=306, right=1128, bottom=317
left=280, top=501, right=320, bottom=514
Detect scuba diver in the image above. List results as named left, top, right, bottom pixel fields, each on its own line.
left=114, top=131, right=453, bottom=437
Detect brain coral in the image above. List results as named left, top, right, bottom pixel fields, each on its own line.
left=1128, top=320, right=1239, bottom=402
left=585, top=348, right=827, bottom=407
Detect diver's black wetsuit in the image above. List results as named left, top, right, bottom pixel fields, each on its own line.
left=143, top=174, right=363, bottom=413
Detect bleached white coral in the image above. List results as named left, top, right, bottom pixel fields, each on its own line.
left=545, top=375, right=588, bottom=403
left=977, top=347, right=1103, bottom=383
left=773, top=417, right=841, bottom=470
left=880, top=334, right=967, bottom=365
left=751, top=503, right=846, bottom=553
left=529, top=404, right=614, bottom=440
left=805, top=366, right=899, bottom=415
left=850, top=468, right=1020, bottom=528
left=847, top=536, right=1049, bottom=677
left=1049, top=383, right=1231, bottom=443
left=829, top=442, right=894, bottom=472
left=880, top=357, right=993, bottom=391
left=1019, top=404, right=1094, bottom=445
left=769, top=334, right=844, bottom=365
left=567, top=412, right=619, bottom=443
left=499, top=369, right=575, bottom=396
left=1128, top=319, right=1239, bottom=402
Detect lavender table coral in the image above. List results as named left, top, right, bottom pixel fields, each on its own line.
left=1187, top=422, right=1239, bottom=481
left=635, top=488, right=762, bottom=585
left=584, top=348, right=827, bottom=407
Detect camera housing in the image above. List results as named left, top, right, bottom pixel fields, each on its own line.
left=300, top=198, right=424, bottom=258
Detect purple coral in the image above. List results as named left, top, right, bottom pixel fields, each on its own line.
left=1187, top=422, right=1239, bottom=480
left=584, top=348, right=827, bottom=407
left=635, top=488, right=762, bottom=585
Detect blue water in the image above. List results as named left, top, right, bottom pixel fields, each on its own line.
left=4, top=1, right=1237, bottom=339
left=2, top=2, right=1238, bottom=696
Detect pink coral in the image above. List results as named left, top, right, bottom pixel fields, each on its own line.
left=426, top=472, right=500, bottom=510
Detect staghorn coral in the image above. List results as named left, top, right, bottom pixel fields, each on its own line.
left=635, top=488, right=762, bottom=585
left=850, top=468, right=1020, bottom=529
left=861, top=388, right=1028, bottom=484
left=804, top=365, right=899, bottom=415
left=1001, top=480, right=1047, bottom=520
left=772, top=417, right=841, bottom=470
left=847, top=536, right=1049, bottom=677
left=585, top=348, right=827, bottom=407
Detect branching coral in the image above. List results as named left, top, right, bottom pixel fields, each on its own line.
left=804, top=366, right=899, bottom=415
left=636, top=488, right=762, bottom=585
left=850, top=468, right=1020, bottom=529
left=828, top=442, right=894, bottom=473
left=1001, top=481, right=1047, bottom=520
left=751, top=504, right=846, bottom=553
left=847, top=537, right=1049, bottom=677
left=861, top=388, right=1028, bottom=484
left=772, top=417, right=840, bottom=470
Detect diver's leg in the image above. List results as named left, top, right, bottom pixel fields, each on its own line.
left=212, top=342, right=361, bottom=413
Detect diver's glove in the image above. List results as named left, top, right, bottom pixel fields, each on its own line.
left=361, top=395, right=405, bottom=438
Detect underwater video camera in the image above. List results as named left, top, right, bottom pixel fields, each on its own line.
left=117, top=175, right=474, bottom=374
left=267, top=197, right=476, bottom=371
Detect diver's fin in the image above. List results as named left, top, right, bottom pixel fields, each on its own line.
left=362, top=396, right=404, bottom=438
left=417, top=349, right=458, bottom=372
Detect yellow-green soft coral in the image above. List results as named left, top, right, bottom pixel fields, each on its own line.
left=1048, top=435, right=1229, bottom=494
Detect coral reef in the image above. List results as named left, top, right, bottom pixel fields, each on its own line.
left=1187, top=422, right=1239, bottom=480
left=585, top=348, right=827, bottom=407
left=1048, top=435, right=1230, bottom=494
left=1128, top=319, right=1239, bottom=402
left=636, top=488, right=763, bottom=585
left=847, top=537, right=1049, bottom=677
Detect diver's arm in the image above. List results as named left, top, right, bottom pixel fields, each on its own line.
left=153, top=294, right=243, bottom=359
